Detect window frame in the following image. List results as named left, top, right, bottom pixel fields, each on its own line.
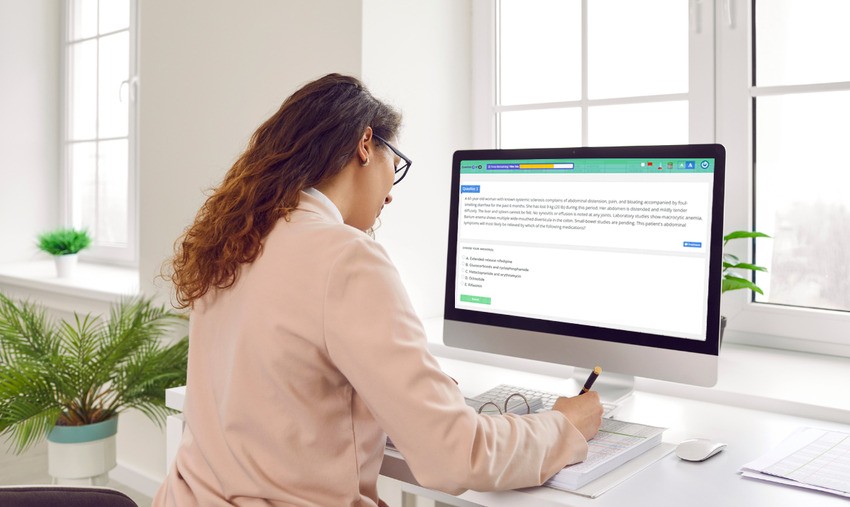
left=715, top=0, right=850, bottom=355
left=61, top=0, right=138, bottom=266
left=473, top=0, right=716, bottom=150
left=472, top=0, right=850, bottom=356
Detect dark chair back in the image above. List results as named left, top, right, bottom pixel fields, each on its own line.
left=0, top=486, right=139, bottom=507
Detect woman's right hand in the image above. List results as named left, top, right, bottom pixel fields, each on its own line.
left=552, top=392, right=603, bottom=441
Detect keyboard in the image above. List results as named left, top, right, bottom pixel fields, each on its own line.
left=472, top=384, right=617, bottom=417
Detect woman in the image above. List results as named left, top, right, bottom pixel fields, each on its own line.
left=154, top=74, right=602, bottom=507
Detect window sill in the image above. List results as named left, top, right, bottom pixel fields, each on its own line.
left=0, top=260, right=139, bottom=311
left=635, top=343, right=850, bottom=423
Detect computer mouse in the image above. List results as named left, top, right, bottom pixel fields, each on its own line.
left=675, top=438, right=727, bottom=461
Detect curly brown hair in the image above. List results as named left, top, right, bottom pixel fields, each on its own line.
left=165, top=74, right=402, bottom=309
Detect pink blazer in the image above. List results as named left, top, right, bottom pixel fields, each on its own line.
left=153, top=191, right=588, bottom=506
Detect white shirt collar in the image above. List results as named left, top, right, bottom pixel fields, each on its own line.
left=303, top=187, right=343, bottom=223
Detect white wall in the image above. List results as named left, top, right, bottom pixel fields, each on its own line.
left=362, top=6, right=473, bottom=503
left=138, top=0, right=364, bottom=299
left=0, top=0, right=473, bottom=493
left=362, top=0, right=473, bottom=319
left=133, top=0, right=364, bottom=487
left=0, top=0, right=60, bottom=262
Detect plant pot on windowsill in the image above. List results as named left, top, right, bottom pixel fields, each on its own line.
left=36, top=228, right=91, bottom=278
left=53, top=253, right=79, bottom=278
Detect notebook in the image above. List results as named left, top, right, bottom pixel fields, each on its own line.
left=468, top=384, right=666, bottom=491
left=546, top=418, right=666, bottom=491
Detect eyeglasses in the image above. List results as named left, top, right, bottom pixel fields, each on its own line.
left=373, top=133, right=412, bottom=185
left=474, top=393, right=532, bottom=415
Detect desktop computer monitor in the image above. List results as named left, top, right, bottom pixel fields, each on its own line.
left=443, top=144, right=725, bottom=402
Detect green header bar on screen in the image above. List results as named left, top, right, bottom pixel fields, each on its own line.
left=460, top=158, right=715, bottom=174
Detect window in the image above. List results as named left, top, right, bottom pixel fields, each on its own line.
left=64, top=0, right=137, bottom=264
left=485, top=0, right=713, bottom=150
left=475, top=0, right=850, bottom=352
left=751, top=0, right=850, bottom=313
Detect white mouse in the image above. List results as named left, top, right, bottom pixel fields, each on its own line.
left=675, top=438, right=726, bottom=461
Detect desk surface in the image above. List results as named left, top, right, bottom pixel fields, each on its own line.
left=165, top=352, right=850, bottom=507
left=378, top=356, right=850, bottom=507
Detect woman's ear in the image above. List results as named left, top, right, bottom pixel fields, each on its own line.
left=357, top=127, right=374, bottom=166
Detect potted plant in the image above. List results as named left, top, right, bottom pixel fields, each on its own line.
left=720, top=230, right=771, bottom=342
left=36, top=228, right=92, bottom=278
left=0, top=293, right=188, bottom=485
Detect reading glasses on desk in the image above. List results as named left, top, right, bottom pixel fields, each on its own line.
left=474, top=392, right=533, bottom=415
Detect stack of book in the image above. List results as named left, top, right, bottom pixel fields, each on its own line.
left=546, top=418, right=665, bottom=491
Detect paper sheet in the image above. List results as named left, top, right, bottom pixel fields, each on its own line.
left=739, top=427, right=850, bottom=498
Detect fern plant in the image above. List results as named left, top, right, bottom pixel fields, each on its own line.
left=0, top=293, right=188, bottom=454
left=36, top=228, right=92, bottom=255
left=722, top=230, right=771, bottom=295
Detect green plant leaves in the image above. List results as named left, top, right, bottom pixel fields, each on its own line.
left=723, top=262, right=767, bottom=272
left=723, top=230, right=771, bottom=244
left=0, top=363, right=64, bottom=453
left=36, top=228, right=92, bottom=256
left=721, top=230, right=770, bottom=295
left=0, top=294, right=60, bottom=363
left=722, top=275, right=764, bottom=295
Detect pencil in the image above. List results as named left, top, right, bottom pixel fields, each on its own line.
left=579, top=366, right=602, bottom=395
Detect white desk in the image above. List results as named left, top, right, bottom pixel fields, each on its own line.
left=377, top=356, right=850, bottom=506
left=165, top=350, right=850, bottom=506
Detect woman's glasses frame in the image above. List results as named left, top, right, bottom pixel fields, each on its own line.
left=373, top=133, right=412, bottom=185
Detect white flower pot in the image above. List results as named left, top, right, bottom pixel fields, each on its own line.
left=47, top=417, right=118, bottom=486
left=54, top=254, right=79, bottom=278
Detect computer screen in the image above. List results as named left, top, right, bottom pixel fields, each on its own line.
left=443, top=144, right=725, bottom=397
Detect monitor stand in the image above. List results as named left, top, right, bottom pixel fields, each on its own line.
left=571, top=367, right=634, bottom=406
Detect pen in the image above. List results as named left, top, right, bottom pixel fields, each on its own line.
left=579, top=366, right=602, bottom=395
